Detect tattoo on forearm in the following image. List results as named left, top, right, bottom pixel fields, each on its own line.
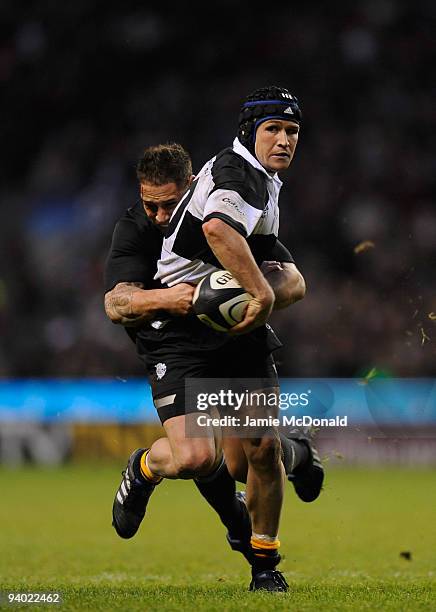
left=105, top=282, right=145, bottom=322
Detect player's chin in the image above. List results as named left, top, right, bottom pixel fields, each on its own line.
left=267, top=156, right=291, bottom=171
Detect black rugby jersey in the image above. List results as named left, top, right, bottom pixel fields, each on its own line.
left=104, top=199, right=294, bottom=351
left=104, top=201, right=163, bottom=293
left=104, top=200, right=294, bottom=295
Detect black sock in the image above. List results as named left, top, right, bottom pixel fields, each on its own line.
left=194, top=459, right=243, bottom=531
left=279, top=434, right=309, bottom=475
left=250, top=547, right=281, bottom=575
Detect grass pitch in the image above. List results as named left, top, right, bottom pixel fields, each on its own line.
left=0, top=465, right=435, bottom=611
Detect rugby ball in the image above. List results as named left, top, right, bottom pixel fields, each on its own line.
left=193, top=270, right=253, bottom=332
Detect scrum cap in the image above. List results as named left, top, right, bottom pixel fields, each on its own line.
left=238, top=86, right=302, bottom=153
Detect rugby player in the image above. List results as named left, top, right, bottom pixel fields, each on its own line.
left=105, top=93, right=324, bottom=590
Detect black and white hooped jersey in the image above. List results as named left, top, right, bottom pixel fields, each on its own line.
left=155, top=138, right=283, bottom=287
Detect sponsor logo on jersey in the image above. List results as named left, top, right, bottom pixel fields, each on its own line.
left=222, top=197, right=245, bottom=217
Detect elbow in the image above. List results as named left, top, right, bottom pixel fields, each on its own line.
left=203, top=218, right=227, bottom=240
left=290, top=272, right=306, bottom=303
left=276, top=272, right=306, bottom=309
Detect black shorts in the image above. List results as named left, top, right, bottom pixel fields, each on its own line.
left=139, top=320, right=281, bottom=423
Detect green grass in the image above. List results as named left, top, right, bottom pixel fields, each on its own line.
left=0, top=465, right=435, bottom=610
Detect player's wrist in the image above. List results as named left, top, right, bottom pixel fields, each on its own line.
left=133, top=289, right=163, bottom=316
left=255, top=284, right=275, bottom=308
left=159, top=287, right=183, bottom=313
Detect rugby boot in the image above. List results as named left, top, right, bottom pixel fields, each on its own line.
left=285, top=432, right=324, bottom=502
left=112, top=448, right=158, bottom=539
left=249, top=569, right=289, bottom=592
left=226, top=491, right=252, bottom=562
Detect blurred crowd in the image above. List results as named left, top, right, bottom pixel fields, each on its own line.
left=1, top=1, right=435, bottom=378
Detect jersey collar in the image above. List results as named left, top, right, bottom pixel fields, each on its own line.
left=232, top=138, right=283, bottom=188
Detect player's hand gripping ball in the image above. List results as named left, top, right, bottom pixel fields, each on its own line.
left=193, top=270, right=253, bottom=332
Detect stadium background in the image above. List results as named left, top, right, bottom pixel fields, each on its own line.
left=1, top=2, right=436, bottom=609
left=1, top=0, right=435, bottom=381
left=0, top=0, right=434, bottom=464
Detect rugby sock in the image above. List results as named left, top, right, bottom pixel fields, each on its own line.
left=194, top=458, right=244, bottom=531
left=139, top=450, right=163, bottom=484
left=279, top=434, right=309, bottom=475
left=250, top=534, right=281, bottom=573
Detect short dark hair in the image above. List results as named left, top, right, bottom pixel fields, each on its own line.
left=136, top=143, right=192, bottom=187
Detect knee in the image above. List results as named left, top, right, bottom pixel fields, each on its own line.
left=245, top=436, right=281, bottom=472
left=173, top=448, right=217, bottom=479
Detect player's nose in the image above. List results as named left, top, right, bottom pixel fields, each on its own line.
left=277, top=129, right=289, bottom=147
left=156, top=209, right=170, bottom=224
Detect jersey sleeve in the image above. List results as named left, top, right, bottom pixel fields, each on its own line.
left=268, top=240, right=295, bottom=264
left=202, top=150, right=267, bottom=237
left=104, top=218, right=156, bottom=292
